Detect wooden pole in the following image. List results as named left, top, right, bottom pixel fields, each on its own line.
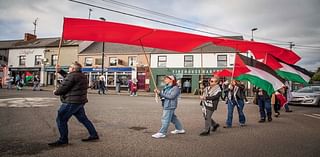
left=54, top=37, right=63, bottom=90
left=139, top=40, right=158, bottom=102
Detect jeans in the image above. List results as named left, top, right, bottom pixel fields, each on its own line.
left=226, top=99, right=246, bottom=126
left=56, top=103, right=98, bottom=143
left=258, top=97, right=272, bottom=119
left=159, top=109, right=183, bottom=134
left=284, top=103, right=290, bottom=111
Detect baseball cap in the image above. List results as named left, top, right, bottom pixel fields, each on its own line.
left=165, top=75, right=176, bottom=81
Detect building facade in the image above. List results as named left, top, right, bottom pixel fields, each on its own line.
left=79, top=42, right=153, bottom=91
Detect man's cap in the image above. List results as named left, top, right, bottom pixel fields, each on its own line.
left=165, top=75, right=176, bottom=81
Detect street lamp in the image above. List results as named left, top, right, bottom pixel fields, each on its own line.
left=251, top=28, right=258, bottom=41
left=99, top=17, right=106, bottom=77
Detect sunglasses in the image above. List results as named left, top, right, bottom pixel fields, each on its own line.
left=210, top=80, right=216, bottom=83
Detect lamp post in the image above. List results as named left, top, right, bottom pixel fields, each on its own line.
left=251, top=28, right=258, bottom=41
left=99, top=17, right=106, bottom=77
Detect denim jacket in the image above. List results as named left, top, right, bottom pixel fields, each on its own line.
left=159, top=85, right=180, bottom=110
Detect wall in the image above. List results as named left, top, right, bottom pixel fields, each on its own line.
left=8, top=48, right=45, bottom=67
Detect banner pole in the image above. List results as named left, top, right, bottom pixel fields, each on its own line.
left=54, top=37, right=63, bottom=90
left=139, top=40, right=158, bottom=103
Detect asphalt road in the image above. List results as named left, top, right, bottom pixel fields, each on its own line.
left=0, top=89, right=320, bottom=157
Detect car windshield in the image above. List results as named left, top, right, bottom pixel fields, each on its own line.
left=296, top=87, right=314, bottom=93
left=296, top=86, right=320, bottom=93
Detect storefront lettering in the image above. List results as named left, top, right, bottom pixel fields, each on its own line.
left=19, top=50, right=34, bottom=55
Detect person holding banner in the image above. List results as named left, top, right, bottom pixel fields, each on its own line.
left=199, top=77, right=221, bottom=136
left=152, top=75, right=185, bottom=139
left=48, top=62, right=99, bottom=146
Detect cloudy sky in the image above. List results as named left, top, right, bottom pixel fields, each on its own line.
left=0, top=0, right=319, bottom=71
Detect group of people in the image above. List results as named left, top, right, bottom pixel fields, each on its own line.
left=48, top=62, right=292, bottom=146
left=151, top=76, right=293, bottom=138
left=5, top=74, right=41, bottom=91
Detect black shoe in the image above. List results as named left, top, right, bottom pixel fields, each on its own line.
left=258, top=119, right=266, bottom=123
left=268, top=117, right=272, bottom=122
left=48, top=140, right=68, bottom=147
left=275, top=112, right=280, bottom=117
left=285, top=110, right=293, bottom=112
left=199, top=130, right=210, bottom=136
left=211, top=124, right=220, bottom=132
left=82, top=136, right=99, bottom=142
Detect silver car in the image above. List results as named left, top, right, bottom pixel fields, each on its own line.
left=289, top=86, right=320, bottom=106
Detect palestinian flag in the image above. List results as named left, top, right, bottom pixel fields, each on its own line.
left=233, top=54, right=285, bottom=95
left=25, top=72, right=33, bottom=82
left=264, top=54, right=312, bottom=84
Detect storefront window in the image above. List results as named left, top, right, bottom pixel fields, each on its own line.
left=117, top=73, right=131, bottom=86
left=107, top=74, right=115, bottom=86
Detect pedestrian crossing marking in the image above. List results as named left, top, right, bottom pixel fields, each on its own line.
left=303, top=114, right=320, bottom=120
left=0, top=97, right=58, bottom=108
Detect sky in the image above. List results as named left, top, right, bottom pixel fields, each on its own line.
left=0, top=0, right=319, bottom=71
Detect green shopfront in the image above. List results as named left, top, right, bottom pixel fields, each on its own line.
left=150, top=68, right=229, bottom=94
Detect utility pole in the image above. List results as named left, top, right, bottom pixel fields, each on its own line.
left=289, top=42, right=295, bottom=50
left=33, top=18, right=38, bottom=35
left=88, top=8, right=92, bottom=19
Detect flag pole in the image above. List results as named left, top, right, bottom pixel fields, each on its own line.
left=200, top=47, right=204, bottom=95
left=139, top=39, right=158, bottom=103
left=54, top=37, right=63, bottom=90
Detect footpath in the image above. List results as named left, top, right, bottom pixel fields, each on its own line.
left=15, top=85, right=200, bottom=99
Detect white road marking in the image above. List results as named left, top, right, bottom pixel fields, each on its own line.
left=0, top=97, right=58, bottom=108
left=303, top=114, right=320, bottom=120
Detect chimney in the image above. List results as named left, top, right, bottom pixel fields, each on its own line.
left=24, top=33, right=37, bottom=41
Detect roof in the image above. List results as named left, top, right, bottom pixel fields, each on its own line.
left=0, top=38, right=80, bottom=49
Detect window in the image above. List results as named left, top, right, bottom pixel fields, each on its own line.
left=109, top=57, right=117, bottom=66
left=85, top=57, right=93, bottom=66
left=217, top=55, right=227, bottom=67
left=128, top=56, right=137, bottom=66
left=95, top=58, right=102, bottom=65
left=51, top=55, right=58, bottom=66
left=0, top=55, right=2, bottom=61
left=158, top=56, right=167, bottom=67
left=229, top=54, right=235, bottom=66
left=184, top=55, right=193, bottom=67
left=35, top=55, right=42, bottom=65
left=19, top=56, right=26, bottom=66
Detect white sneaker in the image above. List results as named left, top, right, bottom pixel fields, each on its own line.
left=170, top=129, right=186, bottom=134
left=152, top=133, right=166, bottom=138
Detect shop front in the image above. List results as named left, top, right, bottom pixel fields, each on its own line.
left=8, top=67, right=41, bottom=86
left=82, top=67, right=133, bottom=91
left=150, top=68, right=229, bottom=94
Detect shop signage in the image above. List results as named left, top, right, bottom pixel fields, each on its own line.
left=171, top=68, right=225, bottom=75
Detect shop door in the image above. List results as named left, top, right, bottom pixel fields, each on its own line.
left=137, top=73, right=145, bottom=90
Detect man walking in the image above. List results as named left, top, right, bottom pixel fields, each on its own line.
left=32, top=75, right=41, bottom=91
left=48, top=62, right=99, bottom=147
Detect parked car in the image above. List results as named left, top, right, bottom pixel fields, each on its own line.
left=289, top=86, right=320, bottom=106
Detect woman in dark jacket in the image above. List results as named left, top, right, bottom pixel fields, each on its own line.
left=224, top=80, right=246, bottom=128
left=199, top=77, right=221, bottom=136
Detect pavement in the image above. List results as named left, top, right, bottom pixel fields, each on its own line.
left=8, top=85, right=208, bottom=99
left=0, top=89, right=320, bottom=157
